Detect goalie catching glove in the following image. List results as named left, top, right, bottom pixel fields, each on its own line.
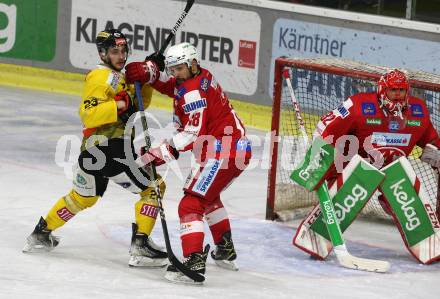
left=137, top=141, right=179, bottom=167
left=421, top=144, right=440, bottom=169
left=125, top=60, right=160, bottom=85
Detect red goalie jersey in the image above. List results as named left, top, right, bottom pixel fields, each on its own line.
left=314, top=92, right=440, bottom=168
left=152, top=68, right=250, bottom=161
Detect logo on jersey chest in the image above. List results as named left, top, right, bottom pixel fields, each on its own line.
left=183, top=98, right=207, bottom=113
left=410, top=104, right=424, bottom=117
left=371, top=132, right=411, bottom=146
left=366, top=118, right=382, bottom=125
left=407, top=119, right=421, bottom=126
left=388, top=120, right=400, bottom=131
left=362, top=103, right=376, bottom=115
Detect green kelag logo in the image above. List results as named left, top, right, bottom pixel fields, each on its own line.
left=406, top=119, right=421, bottom=126
left=381, top=161, right=434, bottom=246
left=334, top=184, right=368, bottom=221
left=0, top=0, right=57, bottom=61
left=309, top=158, right=384, bottom=241
left=366, top=118, right=382, bottom=125
left=311, top=183, right=369, bottom=241
left=322, top=199, right=335, bottom=225
left=389, top=178, right=421, bottom=231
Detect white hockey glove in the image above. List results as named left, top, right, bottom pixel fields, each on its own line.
left=421, top=144, right=440, bottom=169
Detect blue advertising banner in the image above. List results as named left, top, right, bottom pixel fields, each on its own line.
left=270, top=18, right=440, bottom=96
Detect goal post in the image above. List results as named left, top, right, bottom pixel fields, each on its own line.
left=267, top=57, right=440, bottom=221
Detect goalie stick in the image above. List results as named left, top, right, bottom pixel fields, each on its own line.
left=134, top=0, right=205, bottom=283
left=283, top=68, right=390, bottom=273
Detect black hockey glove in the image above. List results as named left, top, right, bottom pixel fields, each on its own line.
left=115, top=90, right=136, bottom=123
left=119, top=100, right=136, bottom=123
left=145, top=52, right=165, bottom=72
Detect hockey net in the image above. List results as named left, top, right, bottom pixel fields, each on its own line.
left=267, top=57, right=440, bottom=221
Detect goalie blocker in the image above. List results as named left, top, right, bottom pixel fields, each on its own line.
left=294, top=154, right=440, bottom=264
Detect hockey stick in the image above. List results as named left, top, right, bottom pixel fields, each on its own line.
left=283, top=68, right=390, bottom=273
left=316, top=182, right=390, bottom=273
left=132, top=0, right=204, bottom=282
left=135, top=83, right=205, bottom=282
left=159, top=0, right=195, bottom=55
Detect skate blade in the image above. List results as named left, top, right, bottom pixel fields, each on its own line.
left=128, top=256, right=168, bottom=268
left=214, top=259, right=239, bottom=271
left=22, top=243, right=56, bottom=253
left=164, top=271, right=204, bottom=285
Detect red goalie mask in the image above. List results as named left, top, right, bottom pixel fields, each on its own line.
left=377, top=69, right=410, bottom=119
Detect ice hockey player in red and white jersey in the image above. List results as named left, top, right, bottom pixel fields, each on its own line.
left=314, top=69, right=440, bottom=220
left=125, top=42, right=252, bottom=284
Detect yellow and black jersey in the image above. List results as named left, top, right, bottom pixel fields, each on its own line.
left=79, top=64, right=152, bottom=150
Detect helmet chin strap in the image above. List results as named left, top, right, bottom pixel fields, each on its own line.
left=190, top=62, right=200, bottom=78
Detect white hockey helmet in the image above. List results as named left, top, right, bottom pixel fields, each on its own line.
left=165, top=42, right=199, bottom=69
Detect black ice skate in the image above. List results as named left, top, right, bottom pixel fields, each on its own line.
left=23, top=217, right=60, bottom=253
left=128, top=223, right=168, bottom=267
left=211, top=231, right=238, bottom=271
left=164, top=245, right=209, bottom=285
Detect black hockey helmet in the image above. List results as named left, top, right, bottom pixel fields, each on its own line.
left=95, top=29, right=129, bottom=70
left=96, top=29, right=129, bottom=56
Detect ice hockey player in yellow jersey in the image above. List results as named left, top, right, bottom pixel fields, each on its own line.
left=23, top=29, right=167, bottom=268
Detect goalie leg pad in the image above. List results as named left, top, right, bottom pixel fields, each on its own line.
left=293, top=204, right=332, bottom=260
left=380, top=157, right=440, bottom=264
left=293, top=155, right=385, bottom=259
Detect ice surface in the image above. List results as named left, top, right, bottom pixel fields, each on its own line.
left=1, top=86, right=439, bottom=299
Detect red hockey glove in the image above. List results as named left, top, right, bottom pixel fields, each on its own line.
left=139, top=141, right=179, bottom=167
left=145, top=52, right=165, bottom=72
left=125, top=60, right=159, bottom=85
left=114, top=90, right=135, bottom=123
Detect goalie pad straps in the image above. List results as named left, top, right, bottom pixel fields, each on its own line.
left=293, top=154, right=385, bottom=259
left=379, top=157, right=440, bottom=264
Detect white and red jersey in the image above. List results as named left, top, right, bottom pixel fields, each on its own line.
left=314, top=92, right=440, bottom=167
left=152, top=67, right=250, bottom=161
